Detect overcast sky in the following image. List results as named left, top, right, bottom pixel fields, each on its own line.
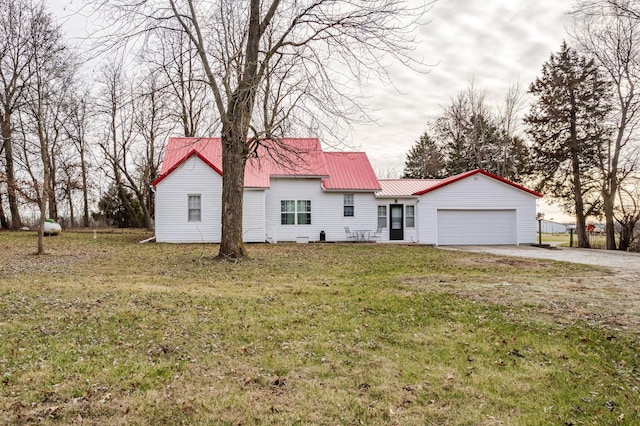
left=351, top=0, right=575, bottom=175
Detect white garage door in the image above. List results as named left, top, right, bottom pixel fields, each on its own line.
left=437, top=209, right=517, bottom=245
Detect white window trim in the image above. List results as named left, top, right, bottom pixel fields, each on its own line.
left=344, top=194, right=354, bottom=217
left=406, top=205, right=415, bottom=228
left=187, top=194, right=202, bottom=223
left=281, top=199, right=311, bottom=225
left=377, top=205, right=387, bottom=228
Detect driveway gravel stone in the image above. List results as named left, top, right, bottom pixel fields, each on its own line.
left=438, top=245, right=640, bottom=275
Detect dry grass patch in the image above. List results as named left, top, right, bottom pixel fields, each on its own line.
left=0, top=231, right=638, bottom=425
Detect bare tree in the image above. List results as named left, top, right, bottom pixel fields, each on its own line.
left=58, top=148, right=83, bottom=227
left=95, top=61, right=143, bottom=229
left=144, top=29, right=214, bottom=137
left=0, top=0, right=38, bottom=229
left=495, top=80, right=529, bottom=180
left=95, top=0, right=430, bottom=259
left=129, top=69, right=171, bottom=229
left=602, top=0, right=640, bottom=20
left=432, top=80, right=528, bottom=181
left=572, top=0, right=640, bottom=250
left=63, top=90, right=93, bottom=227
left=615, top=164, right=640, bottom=250
left=20, top=1, right=69, bottom=253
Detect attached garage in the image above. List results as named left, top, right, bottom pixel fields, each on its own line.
left=378, top=169, right=543, bottom=245
left=436, top=209, right=517, bottom=245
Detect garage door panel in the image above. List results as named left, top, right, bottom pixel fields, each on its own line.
left=437, top=209, right=516, bottom=245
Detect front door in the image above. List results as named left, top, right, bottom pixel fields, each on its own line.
left=389, top=204, right=404, bottom=240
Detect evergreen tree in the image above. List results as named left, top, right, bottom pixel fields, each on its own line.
left=402, top=131, right=446, bottom=179
left=97, top=185, right=143, bottom=228
left=433, top=84, right=529, bottom=181
left=525, top=42, right=613, bottom=248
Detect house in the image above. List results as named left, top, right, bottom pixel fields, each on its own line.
left=152, top=137, right=543, bottom=245
left=540, top=219, right=568, bottom=234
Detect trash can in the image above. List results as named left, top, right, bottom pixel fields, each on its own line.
left=320, top=230, right=326, bottom=241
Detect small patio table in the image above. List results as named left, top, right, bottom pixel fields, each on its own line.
left=352, top=230, right=373, bottom=242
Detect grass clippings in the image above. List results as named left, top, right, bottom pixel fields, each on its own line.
left=0, top=230, right=638, bottom=425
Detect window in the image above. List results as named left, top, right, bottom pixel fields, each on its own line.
left=297, top=200, right=311, bottom=225
left=344, top=194, right=354, bottom=217
left=281, top=200, right=295, bottom=225
left=281, top=200, right=311, bottom=225
left=406, top=205, right=415, bottom=228
left=377, top=205, right=387, bottom=228
left=188, top=195, right=201, bottom=222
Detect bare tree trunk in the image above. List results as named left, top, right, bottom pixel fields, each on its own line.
left=36, top=121, right=50, bottom=255
left=67, top=186, right=75, bottom=228
left=573, top=153, right=591, bottom=248
left=47, top=155, right=58, bottom=220
left=0, top=193, right=8, bottom=229
left=570, top=96, right=591, bottom=249
left=81, top=150, right=90, bottom=227
left=617, top=216, right=634, bottom=251
left=1, top=116, right=23, bottom=229
left=37, top=175, right=49, bottom=255
left=603, top=189, right=617, bottom=249
left=219, top=124, right=248, bottom=259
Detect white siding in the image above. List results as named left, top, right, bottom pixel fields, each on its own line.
left=541, top=220, right=568, bottom=234
left=324, top=192, right=378, bottom=242
left=417, top=174, right=538, bottom=245
left=243, top=190, right=266, bottom=242
left=376, top=199, right=419, bottom=243
left=155, top=156, right=222, bottom=243
left=264, top=178, right=378, bottom=242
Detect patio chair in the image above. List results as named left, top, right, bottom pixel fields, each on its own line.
left=344, top=226, right=354, bottom=242
left=372, top=227, right=382, bottom=242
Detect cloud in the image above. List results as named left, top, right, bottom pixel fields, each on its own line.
left=354, top=0, right=574, bottom=174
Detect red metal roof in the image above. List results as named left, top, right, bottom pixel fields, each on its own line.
left=153, top=137, right=378, bottom=191
left=153, top=141, right=540, bottom=198
left=412, top=169, right=543, bottom=197
left=376, top=179, right=441, bottom=197
left=322, top=152, right=381, bottom=191
left=154, top=138, right=223, bottom=186
left=244, top=138, right=329, bottom=187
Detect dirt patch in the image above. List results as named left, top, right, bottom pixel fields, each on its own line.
left=408, top=273, right=640, bottom=334
left=457, top=256, right=543, bottom=269
left=0, top=233, right=107, bottom=279
left=425, top=246, right=640, bottom=335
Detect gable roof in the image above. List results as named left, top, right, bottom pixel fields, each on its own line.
left=154, top=138, right=223, bottom=187
left=322, top=152, right=381, bottom=191
left=377, top=169, right=542, bottom=198
left=412, top=169, right=543, bottom=197
left=152, top=137, right=378, bottom=191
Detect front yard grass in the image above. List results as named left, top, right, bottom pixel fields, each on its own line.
left=1, top=231, right=638, bottom=425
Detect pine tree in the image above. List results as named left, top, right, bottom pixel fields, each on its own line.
left=402, top=131, right=446, bottom=179
left=432, top=84, right=529, bottom=180
left=525, top=42, right=613, bottom=248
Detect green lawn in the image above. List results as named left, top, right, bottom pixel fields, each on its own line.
left=1, top=231, right=638, bottom=425
left=541, top=232, right=612, bottom=249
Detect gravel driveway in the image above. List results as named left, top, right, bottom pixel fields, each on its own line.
left=438, top=245, right=640, bottom=275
